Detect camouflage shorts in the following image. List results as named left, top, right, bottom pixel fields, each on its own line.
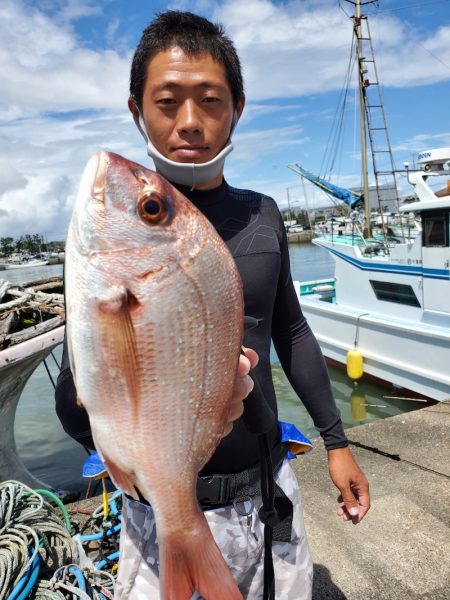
left=114, top=460, right=313, bottom=599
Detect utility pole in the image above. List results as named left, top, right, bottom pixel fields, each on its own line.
left=286, top=188, right=293, bottom=223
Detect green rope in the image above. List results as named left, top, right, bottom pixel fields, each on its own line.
left=33, top=489, right=73, bottom=534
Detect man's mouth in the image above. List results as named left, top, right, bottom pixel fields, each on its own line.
left=172, top=145, right=209, bottom=161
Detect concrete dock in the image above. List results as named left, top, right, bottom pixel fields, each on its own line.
left=292, top=400, right=450, bottom=599
left=287, top=230, right=314, bottom=243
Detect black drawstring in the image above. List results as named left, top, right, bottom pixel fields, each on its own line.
left=257, top=433, right=278, bottom=600
left=241, top=316, right=279, bottom=600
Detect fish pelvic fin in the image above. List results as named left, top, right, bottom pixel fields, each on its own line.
left=159, top=514, right=243, bottom=600
left=101, top=451, right=138, bottom=500
left=98, top=289, right=142, bottom=419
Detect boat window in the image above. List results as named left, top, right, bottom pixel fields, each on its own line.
left=369, top=280, right=421, bottom=307
left=422, top=210, right=449, bottom=247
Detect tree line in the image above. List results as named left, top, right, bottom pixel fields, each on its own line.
left=0, top=234, right=64, bottom=256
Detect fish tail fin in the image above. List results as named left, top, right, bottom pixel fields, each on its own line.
left=160, top=514, right=243, bottom=600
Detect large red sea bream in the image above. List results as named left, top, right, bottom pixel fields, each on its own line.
left=65, top=151, right=244, bottom=599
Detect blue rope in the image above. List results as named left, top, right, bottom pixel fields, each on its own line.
left=79, top=522, right=121, bottom=542
left=8, top=552, right=40, bottom=600
left=67, top=566, right=87, bottom=593
left=95, top=551, right=120, bottom=571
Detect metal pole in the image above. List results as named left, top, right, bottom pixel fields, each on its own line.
left=286, top=188, right=292, bottom=223
left=355, top=0, right=371, bottom=237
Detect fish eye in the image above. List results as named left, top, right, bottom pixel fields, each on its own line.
left=139, top=193, right=167, bottom=224
left=143, top=198, right=161, bottom=216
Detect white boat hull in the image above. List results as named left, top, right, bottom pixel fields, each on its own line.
left=0, top=326, right=65, bottom=487
left=5, top=260, right=48, bottom=269
left=295, top=283, right=450, bottom=401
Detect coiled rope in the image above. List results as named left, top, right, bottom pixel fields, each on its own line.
left=31, top=566, right=115, bottom=599
left=0, top=480, right=74, bottom=599
left=0, top=481, right=121, bottom=599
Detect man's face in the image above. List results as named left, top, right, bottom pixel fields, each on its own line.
left=133, top=47, right=243, bottom=187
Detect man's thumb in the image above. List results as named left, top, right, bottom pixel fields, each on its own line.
left=342, top=488, right=359, bottom=516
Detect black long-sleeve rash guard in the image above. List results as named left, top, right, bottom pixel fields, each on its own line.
left=55, top=179, right=348, bottom=475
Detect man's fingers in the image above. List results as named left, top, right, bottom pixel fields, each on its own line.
left=356, top=490, right=371, bottom=521
left=221, top=348, right=258, bottom=440
left=221, top=373, right=254, bottom=439
left=337, top=506, right=352, bottom=521
left=228, top=396, right=246, bottom=422
left=337, top=485, right=362, bottom=523
left=233, top=374, right=254, bottom=403
left=237, top=347, right=259, bottom=377
left=337, top=484, right=371, bottom=524
left=221, top=422, right=233, bottom=438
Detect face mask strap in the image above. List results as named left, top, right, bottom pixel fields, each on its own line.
left=133, top=109, right=235, bottom=189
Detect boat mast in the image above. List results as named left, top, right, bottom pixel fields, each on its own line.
left=346, top=0, right=378, bottom=237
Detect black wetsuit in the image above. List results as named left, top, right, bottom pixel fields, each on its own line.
left=55, top=180, right=348, bottom=475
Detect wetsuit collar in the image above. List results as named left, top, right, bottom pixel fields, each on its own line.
left=174, top=179, right=229, bottom=207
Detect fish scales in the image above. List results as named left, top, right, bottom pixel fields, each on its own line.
left=65, top=151, right=244, bottom=599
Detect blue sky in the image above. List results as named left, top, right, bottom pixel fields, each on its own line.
left=1, top=0, right=450, bottom=239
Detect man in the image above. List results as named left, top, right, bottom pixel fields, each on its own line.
left=435, top=181, right=450, bottom=197
left=56, top=10, right=370, bottom=599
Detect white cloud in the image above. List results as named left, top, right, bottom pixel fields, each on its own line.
left=240, top=102, right=305, bottom=124
left=1, top=0, right=450, bottom=240
left=231, top=124, right=308, bottom=164
left=0, top=0, right=131, bottom=119
left=56, top=0, right=102, bottom=24
left=209, top=0, right=450, bottom=100
left=0, top=112, right=145, bottom=239
left=393, top=131, right=450, bottom=154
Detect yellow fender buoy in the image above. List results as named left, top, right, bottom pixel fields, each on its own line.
left=347, top=348, right=363, bottom=381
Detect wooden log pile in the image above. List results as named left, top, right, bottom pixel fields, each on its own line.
left=0, top=277, right=65, bottom=350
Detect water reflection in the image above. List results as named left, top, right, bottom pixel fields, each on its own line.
left=14, top=345, right=87, bottom=492
left=10, top=249, right=432, bottom=491
left=1, top=264, right=63, bottom=286
left=272, top=362, right=426, bottom=440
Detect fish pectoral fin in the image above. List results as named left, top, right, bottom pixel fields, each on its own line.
left=98, top=289, right=141, bottom=416
left=101, top=452, right=139, bottom=500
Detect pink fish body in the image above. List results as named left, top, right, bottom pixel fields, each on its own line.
left=65, top=151, right=244, bottom=599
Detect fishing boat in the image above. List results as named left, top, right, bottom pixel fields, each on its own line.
left=5, top=258, right=48, bottom=269
left=291, top=1, right=450, bottom=401
left=0, top=277, right=65, bottom=487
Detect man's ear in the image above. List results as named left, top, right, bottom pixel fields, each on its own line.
left=128, top=96, right=139, bottom=119
left=235, top=94, right=245, bottom=123
left=230, top=95, right=245, bottom=135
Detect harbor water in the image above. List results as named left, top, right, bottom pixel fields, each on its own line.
left=9, top=246, right=424, bottom=493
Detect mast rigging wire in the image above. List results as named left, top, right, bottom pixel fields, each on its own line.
left=319, top=34, right=357, bottom=184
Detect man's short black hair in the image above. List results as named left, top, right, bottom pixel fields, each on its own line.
left=130, top=11, right=244, bottom=110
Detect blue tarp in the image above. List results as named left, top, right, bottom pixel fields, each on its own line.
left=294, top=164, right=363, bottom=208
left=82, top=451, right=107, bottom=478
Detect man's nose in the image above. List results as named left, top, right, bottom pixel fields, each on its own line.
left=177, top=100, right=202, bottom=133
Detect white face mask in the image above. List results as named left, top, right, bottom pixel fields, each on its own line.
left=133, top=113, right=235, bottom=190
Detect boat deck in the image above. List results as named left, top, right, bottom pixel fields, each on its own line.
left=293, top=399, right=450, bottom=599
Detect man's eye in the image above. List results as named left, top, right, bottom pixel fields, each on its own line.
left=203, top=97, right=220, bottom=103
left=157, top=98, right=176, bottom=105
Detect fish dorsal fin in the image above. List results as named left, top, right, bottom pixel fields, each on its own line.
left=98, top=289, right=141, bottom=418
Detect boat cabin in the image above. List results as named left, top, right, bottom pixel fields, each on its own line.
left=400, top=148, right=450, bottom=318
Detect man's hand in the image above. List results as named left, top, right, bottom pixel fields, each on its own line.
left=221, top=347, right=259, bottom=438
left=328, top=446, right=370, bottom=524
